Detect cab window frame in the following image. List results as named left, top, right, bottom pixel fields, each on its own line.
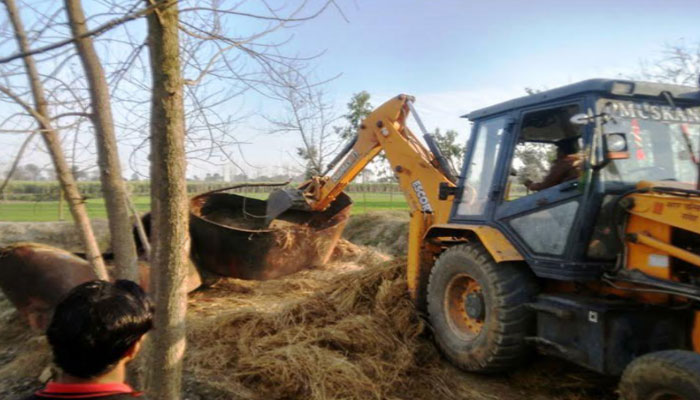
left=451, top=113, right=513, bottom=221
left=497, top=99, right=587, bottom=206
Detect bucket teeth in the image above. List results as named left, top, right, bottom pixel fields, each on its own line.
left=265, top=188, right=311, bottom=225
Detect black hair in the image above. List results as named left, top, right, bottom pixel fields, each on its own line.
left=556, top=137, right=579, bottom=155
left=46, top=280, right=153, bottom=379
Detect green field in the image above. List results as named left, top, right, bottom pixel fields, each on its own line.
left=0, top=192, right=409, bottom=222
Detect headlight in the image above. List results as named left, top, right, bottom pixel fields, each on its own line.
left=605, top=133, right=628, bottom=152
left=603, top=133, right=630, bottom=160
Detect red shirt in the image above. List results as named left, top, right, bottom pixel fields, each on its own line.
left=23, top=382, right=143, bottom=399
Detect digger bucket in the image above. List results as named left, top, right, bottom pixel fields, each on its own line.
left=189, top=186, right=352, bottom=280
left=264, top=188, right=312, bottom=226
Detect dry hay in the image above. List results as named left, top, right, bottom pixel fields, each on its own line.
left=0, top=230, right=616, bottom=399
left=183, top=240, right=615, bottom=400
left=342, top=211, right=408, bottom=256
left=185, top=255, right=463, bottom=400
left=0, top=220, right=111, bottom=254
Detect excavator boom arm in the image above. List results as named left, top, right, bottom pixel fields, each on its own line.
left=307, top=94, right=455, bottom=220
left=266, top=94, right=458, bottom=299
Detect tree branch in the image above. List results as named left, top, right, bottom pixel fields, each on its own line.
left=179, top=2, right=333, bottom=23
left=0, top=84, right=50, bottom=126
left=0, top=2, right=161, bottom=65
left=52, top=111, right=92, bottom=120
left=0, top=131, right=37, bottom=195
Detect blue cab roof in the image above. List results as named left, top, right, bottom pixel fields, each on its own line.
left=464, top=78, right=700, bottom=121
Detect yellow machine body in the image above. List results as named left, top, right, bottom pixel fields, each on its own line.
left=618, top=183, right=700, bottom=352
left=289, top=94, right=700, bottom=362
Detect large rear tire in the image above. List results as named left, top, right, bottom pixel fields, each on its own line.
left=619, top=350, right=700, bottom=400
left=426, top=243, right=537, bottom=373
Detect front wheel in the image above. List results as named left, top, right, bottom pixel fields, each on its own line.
left=619, top=350, right=700, bottom=400
left=426, top=243, right=537, bottom=373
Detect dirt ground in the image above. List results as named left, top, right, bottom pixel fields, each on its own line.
left=0, top=215, right=618, bottom=400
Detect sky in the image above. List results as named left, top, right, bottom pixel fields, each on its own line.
left=1, top=0, right=700, bottom=179
left=233, top=0, right=700, bottom=178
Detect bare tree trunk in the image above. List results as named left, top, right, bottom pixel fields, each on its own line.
left=2, top=0, right=108, bottom=280
left=145, top=1, right=189, bottom=398
left=64, top=0, right=139, bottom=281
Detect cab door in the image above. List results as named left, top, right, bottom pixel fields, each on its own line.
left=493, top=101, right=588, bottom=261
left=451, top=114, right=512, bottom=221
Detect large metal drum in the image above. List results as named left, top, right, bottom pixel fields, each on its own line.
left=189, top=189, right=352, bottom=280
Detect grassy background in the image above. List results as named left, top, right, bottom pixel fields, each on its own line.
left=0, top=192, right=409, bottom=222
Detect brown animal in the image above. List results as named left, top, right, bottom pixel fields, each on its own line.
left=0, top=243, right=96, bottom=330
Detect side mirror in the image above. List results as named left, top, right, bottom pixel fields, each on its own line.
left=603, top=133, right=630, bottom=161
left=570, top=113, right=592, bottom=126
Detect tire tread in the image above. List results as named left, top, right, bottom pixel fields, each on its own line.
left=427, top=243, right=537, bottom=373
left=619, top=350, right=700, bottom=400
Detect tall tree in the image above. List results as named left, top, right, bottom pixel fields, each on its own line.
left=1, top=0, right=108, bottom=280
left=336, top=91, right=399, bottom=181
left=639, top=41, right=700, bottom=86
left=0, top=1, right=341, bottom=189
left=432, top=127, right=464, bottom=173
left=514, top=142, right=556, bottom=185
left=144, top=0, right=189, bottom=398
left=64, top=0, right=139, bottom=280
left=266, top=68, right=339, bottom=178
left=338, top=90, right=373, bottom=139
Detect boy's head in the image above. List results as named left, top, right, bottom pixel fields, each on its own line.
left=47, top=280, right=153, bottom=379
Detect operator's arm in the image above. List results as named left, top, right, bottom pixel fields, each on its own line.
left=526, top=158, right=572, bottom=191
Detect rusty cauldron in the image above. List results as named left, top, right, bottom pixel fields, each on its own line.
left=189, top=185, right=352, bottom=280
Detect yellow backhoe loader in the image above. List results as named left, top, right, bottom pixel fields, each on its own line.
left=266, top=79, right=700, bottom=399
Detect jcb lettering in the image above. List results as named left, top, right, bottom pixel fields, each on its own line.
left=331, top=151, right=359, bottom=182
left=412, top=180, right=433, bottom=213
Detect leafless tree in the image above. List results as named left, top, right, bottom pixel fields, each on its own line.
left=638, top=40, right=700, bottom=86
left=265, top=68, right=340, bottom=177
left=144, top=1, right=189, bottom=398
left=64, top=0, right=139, bottom=281
left=0, top=0, right=344, bottom=180
left=102, top=0, right=347, bottom=177
left=1, top=0, right=108, bottom=280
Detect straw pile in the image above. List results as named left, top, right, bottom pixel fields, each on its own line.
left=186, top=257, right=437, bottom=400
left=0, top=220, right=111, bottom=253
left=0, top=218, right=615, bottom=399
left=342, top=211, right=409, bottom=255
left=183, top=240, right=614, bottom=400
